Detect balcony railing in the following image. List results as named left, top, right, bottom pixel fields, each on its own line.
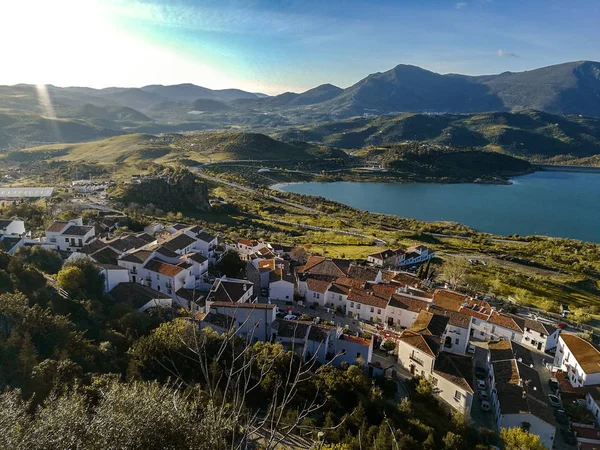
left=409, top=354, right=424, bottom=366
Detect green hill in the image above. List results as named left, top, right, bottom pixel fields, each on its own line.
left=278, top=110, right=600, bottom=163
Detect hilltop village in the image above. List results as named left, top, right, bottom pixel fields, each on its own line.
left=2, top=202, right=600, bottom=449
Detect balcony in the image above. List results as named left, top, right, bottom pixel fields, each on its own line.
left=409, top=354, right=424, bottom=366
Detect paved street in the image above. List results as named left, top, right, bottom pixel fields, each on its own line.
left=470, top=341, right=496, bottom=431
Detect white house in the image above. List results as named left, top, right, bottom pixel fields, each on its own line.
left=45, top=218, right=95, bottom=252
left=432, top=352, right=474, bottom=414
left=268, top=267, right=296, bottom=302
left=397, top=330, right=438, bottom=377
left=521, top=318, right=559, bottom=353
left=143, top=257, right=192, bottom=298
left=584, top=386, right=600, bottom=426
left=100, top=265, right=130, bottom=292
left=206, top=277, right=255, bottom=304
left=430, top=307, right=473, bottom=355
left=305, top=278, right=331, bottom=306
left=367, top=249, right=398, bottom=268
left=200, top=301, right=278, bottom=342
left=384, top=293, right=431, bottom=329
left=553, top=334, right=600, bottom=388
left=489, top=358, right=556, bottom=449
left=346, top=288, right=389, bottom=323
left=0, top=218, right=26, bottom=237
left=183, top=226, right=218, bottom=256
left=400, top=245, right=434, bottom=267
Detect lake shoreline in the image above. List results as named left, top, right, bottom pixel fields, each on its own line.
left=275, top=171, right=600, bottom=243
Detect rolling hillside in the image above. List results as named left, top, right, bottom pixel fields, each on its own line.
left=0, top=131, right=346, bottom=170
left=277, top=110, right=600, bottom=163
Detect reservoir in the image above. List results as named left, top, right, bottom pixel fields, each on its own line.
left=275, top=171, right=600, bottom=243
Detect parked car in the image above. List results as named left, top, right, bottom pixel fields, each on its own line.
left=475, top=367, right=487, bottom=379
left=548, top=378, right=560, bottom=393
left=480, top=401, right=491, bottom=412
left=467, top=344, right=476, bottom=354
left=555, top=409, right=569, bottom=425
left=548, top=394, right=562, bottom=408
left=260, top=288, right=268, bottom=297
left=478, top=390, right=489, bottom=400
left=561, top=428, right=577, bottom=445
left=477, top=379, right=486, bottom=390
left=283, top=314, right=297, bottom=320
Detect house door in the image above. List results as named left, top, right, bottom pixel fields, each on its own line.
left=132, top=276, right=136, bottom=283
left=387, top=318, right=393, bottom=326
left=410, top=364, right=415, bottom=375
left=537, top=342, right=543, bottom=351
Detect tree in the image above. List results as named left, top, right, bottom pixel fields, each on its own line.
left=290, top=246, right=308, bottom=264
left=381, top=340, right=396, bottom=352
left=57, top=266, right=87, bottom=295
left=13, top=246, right=63, bottom=275
left=58, top=257, right=104, bottom=299
left=500, top=427, right=547, bottom=450
left=215, top=250, right=246, bottom=278
left=440, top=257, right=470, bottom=287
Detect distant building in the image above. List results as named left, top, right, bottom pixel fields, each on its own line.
left=45, top=218, right=96, bottom=252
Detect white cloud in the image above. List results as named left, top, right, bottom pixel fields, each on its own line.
left=497, top=49, right=518, bottom=58
left=456, top=2, right=468, bottom=9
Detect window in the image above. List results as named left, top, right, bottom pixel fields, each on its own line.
left=454, top=390, right=461, bottom=401
left=357, top=304, right=361, bottom=310
left=491, top=325, right=496, bottom=334
left=455, top=338, right=460, bottom=345
left=350, top=302, right=354, bottom=307
left=316, top=293, right=320, bottom=299
left=472, top=319, right=477, bottom=324
left=285, top=295, right=289, bottom=299
left=377, top=309, right=381, bottom=314
left=432, top=377, right=438, bottom=386
left=338, top=295, right=342, bottom=301
left=65, top=238, right=69, bottom=242
left=156, top=274, right=160, bottom=280
left=480, top=331, right=484, bottom=336
left=356, top=352, right=361, bottom=359
left=370, top=307, right=374, bottom=313
left=511, top=332, right=516, bottom=341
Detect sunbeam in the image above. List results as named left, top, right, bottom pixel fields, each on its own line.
left=35, top=84, right=62, bottom=143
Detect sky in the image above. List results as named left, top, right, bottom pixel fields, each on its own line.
left=1, top=0, right=599, bottom=95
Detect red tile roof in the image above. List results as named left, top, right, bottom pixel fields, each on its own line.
left=144, top=258, right=185, bottom=277
left=306, top=277, right=331, bottom=294
left=561, top=334, right=600, bottom=374
left=347, top=288, right=389, bottom=309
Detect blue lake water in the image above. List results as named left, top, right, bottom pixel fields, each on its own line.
left=275, top=171, right=600, bottom=242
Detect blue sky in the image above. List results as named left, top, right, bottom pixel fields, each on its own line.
left=1, top=0, right=599, bottom=94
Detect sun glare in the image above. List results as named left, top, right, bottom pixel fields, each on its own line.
left=0, top=0, right=243, bottom=90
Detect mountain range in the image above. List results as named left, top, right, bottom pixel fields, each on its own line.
left=1, top=60, right=600, bottom=155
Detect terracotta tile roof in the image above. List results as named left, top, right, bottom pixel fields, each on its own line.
left=273, top=319, right=311, bottom=339
left=186, top=252, right=207, bottom=264
left=561, top=334, right=600, bottom=374
left=258, top=259, right=276, bottom=271
left=433, top=352, right=474, bottom=393
left=107, top=235, right=149, bottom=253
left=368, top=284, right=399, bottom=297
left=80, top=240, right=108, bottom=254
left=110, top=282, right=170, bottom=310
left=570, top=423, right=600, bottom=440
left=391, top=272, right=421, bottom=287
left=306, top=277, right=331, bottom=294
left=488, top=312, right=524, bottom=333
left=63, top=225, right=94, bottom=236
left=388, top=294, right=430, bottom=313
left=119, top=249, right=153, bottom=264
left=154, top=246, right=179, bottom=258
left=429, top=306, right=472, bottom=329
left=432, top=289, right=467, bottom=311
left=368, top=249, right=396, bottom=260
left=410, top=310, right=449, bottom=337
left=162, top=233, right=196, bottom=252
left=175, top=288, right=206, bottom=306
left=488, top=339, right=534, bottom=366
left=523, top=318, right=557, bottom=336
left=46, top=221, right=68, bottom=232
left=328, top=283, right=351, bottom=295
left=459, top=308, right=490, bottom=321
left=269, top=267, right=295, bottom=285
left=298, top=256, right=350, bottom=277
left=144, top=258, right=186, bottom=277
left=238, top=239, right=258, bottom=247
left=347, top=288, right=389, bottom=309
left=334, top=277, right=365, bottom=289
left=347, top=264, right=380, bottom=281
left=90, top=246, right=119, bottom=265
left=207, top=279, right=253, bottom=303
left=399, top=330, right=439, bottom=357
